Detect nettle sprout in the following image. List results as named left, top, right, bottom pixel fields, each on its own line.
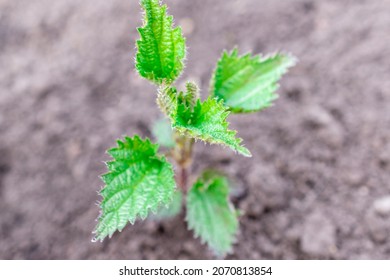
left=93, top=0, right=296, bottom=257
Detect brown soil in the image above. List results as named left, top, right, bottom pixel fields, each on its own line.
left=0, top=0, right=389, bottom=259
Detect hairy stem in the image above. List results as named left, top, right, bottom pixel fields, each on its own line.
left=157, top=82, right=199, bottom=192
left=172, top=131, right=194, bottom=192
left=178, top=166, right=188, bottom=192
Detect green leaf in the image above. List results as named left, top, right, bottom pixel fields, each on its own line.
left=156, top=86, right=179, bottom=118
left=186, top=170, right=239, bottom=256
left=152, top=190, right=183, bottom=220
left=211, top=49, right=296, bottom=113
left=94, top=135, right=176, bottom=241
left=184, top=81, right=199, bottom=108
left=173, top=96, right=251, bottom=157
left=136, top=0, right=186, bottom=85
left=152, top=118, right=175, bottom=148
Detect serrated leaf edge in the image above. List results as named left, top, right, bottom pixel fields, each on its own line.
left=173, top=97, right=252, bottom=157
left=185, top=171, right=239, bottom=257
left=210, top=48, right=297, bottom=114
left=92, top=135, right=176, bottom=242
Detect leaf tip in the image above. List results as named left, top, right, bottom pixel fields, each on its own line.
left=239, top=147, right=252, bottom=157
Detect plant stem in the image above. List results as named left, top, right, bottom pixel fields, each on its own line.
left=157, top=83, right=198, bottom=192
left=173, top=132, right=194, bottom=193
left=178, top=166, right=188, bottom=192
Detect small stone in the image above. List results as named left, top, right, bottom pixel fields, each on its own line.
left=301, top=211, right=337, bottom=256
left=373, top=196, right=390, bottom=216
left=343, top=169, right=365, bottom=186
left=182, top=241, right=197, bottom=253
left=366, top=210, right=388, bottom=244
left=302, top=105, right=345, bottom=147
left=303, top=106, right=334, bottom=128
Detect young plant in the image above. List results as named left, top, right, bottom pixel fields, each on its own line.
left=93, top=0, right=296, bottom=257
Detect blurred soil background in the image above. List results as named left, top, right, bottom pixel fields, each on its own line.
left=0, top=0, right=389, bottom=259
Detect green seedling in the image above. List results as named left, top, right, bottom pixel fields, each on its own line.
left=93, top=0, right=296, bottom=257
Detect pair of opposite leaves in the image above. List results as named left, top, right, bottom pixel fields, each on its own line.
left=94, top=0, right=296, bottom=256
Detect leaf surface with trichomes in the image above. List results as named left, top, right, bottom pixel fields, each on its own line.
left=186, top=171, right=239, bottom=256
left=153, top=190, right=183, bottom=219
left=94, top=136, right=175, bottom=241
left=211, top=49, right=296, bottom=113
left=173, top=97, right=251, bottom=157
left=93, top=0, right=297, bottom=257
left=136, top=0, right=186, bottom=85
